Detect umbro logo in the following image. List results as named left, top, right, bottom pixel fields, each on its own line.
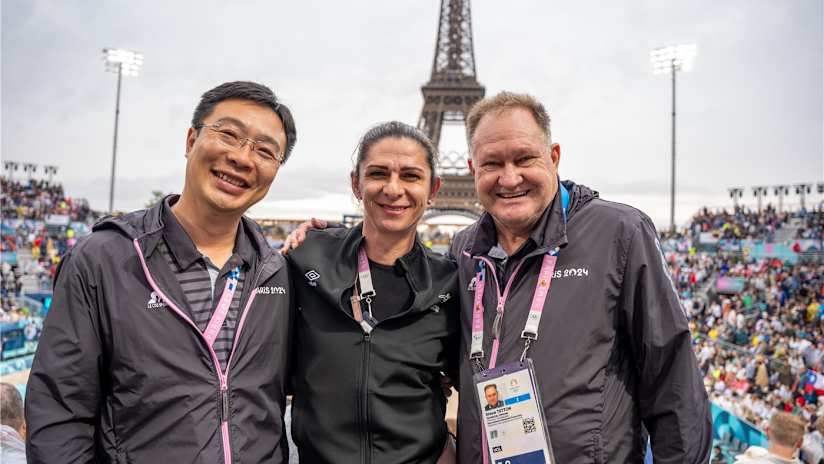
left=305, top=270, right=320, bottom=287
left=146, top=291, right=166, bottom=310
left=438, top=293, right=451, bottom=303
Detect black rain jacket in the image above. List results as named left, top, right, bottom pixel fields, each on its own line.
left=287, top=224, right=459, bottom=464
left=449, top=181, right=712, bottom=464
left=26, top=197, right=293, bottom=463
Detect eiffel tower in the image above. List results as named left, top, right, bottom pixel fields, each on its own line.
left=418, top=0, right=485, bottom=219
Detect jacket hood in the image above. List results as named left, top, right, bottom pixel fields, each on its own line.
left=564, top=180, right=598, bottom=216
left=465, top=180, right=599, bottom=256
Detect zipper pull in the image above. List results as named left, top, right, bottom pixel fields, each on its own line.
left=221, top=386, right=229, bottom=422
left=492, top=310, right=503, bottom=340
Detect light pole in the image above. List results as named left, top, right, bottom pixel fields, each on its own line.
left=752, top=186, right=768, bottom=213
left=651, top=43, right=696, bottom=232
left=728, top=187, right=743, bottom=209
left=23, top=163, right=38, bottom=180
left=773, top=185, right=789, bottom=213
left=3, top=161, right=19, bottom=182
left=43, top=165, right=58, bottom=184
left=795, top=183, right=812, bottom=210
left=102, top=48, right=143, bottom=214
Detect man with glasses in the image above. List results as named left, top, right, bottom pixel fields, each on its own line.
left=26, top=81, right=297, bottom=463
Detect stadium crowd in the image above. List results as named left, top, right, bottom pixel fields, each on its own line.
left=687, top=205, right=794, bottom=241
left=1, top=177, right=97, bottom=323
left=667, top=204, right=824, bottom=462
left=1, top=177, right=94, bottom=223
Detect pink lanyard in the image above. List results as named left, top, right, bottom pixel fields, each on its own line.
left=350, top=246, right=377, bottom=334
left=203, top=266, right=241, bottom=348
left=470, top=248, right=559, bottom=371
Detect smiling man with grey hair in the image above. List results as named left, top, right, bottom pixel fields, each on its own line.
left=449, top=90, right=712, bottom=463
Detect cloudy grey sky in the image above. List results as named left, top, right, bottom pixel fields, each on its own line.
left=2, top=0, right=822, bottom=227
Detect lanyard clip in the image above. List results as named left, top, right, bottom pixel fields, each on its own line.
left=359, top=320, right=374, bottom=334
left=470, top=352, right=485, bottom=372
left=520, top=338, right=533, bottom=362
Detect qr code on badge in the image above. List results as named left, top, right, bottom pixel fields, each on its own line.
left=522, top=417, right=536, bottom=434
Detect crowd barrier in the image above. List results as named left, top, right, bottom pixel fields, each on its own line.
left=711, top=402, right=768, bottom=449
left=1, top=318, right=41, bottom=361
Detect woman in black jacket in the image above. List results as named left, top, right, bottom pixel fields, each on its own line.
left=286, top=121, right=459, bottom=463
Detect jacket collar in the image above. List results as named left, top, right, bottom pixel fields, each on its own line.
left=160, top=196, right=256, bottom=271
left=339, top=223, right=425, bottom=273
left=334, top=223, right=436, bottom=314
left=467, top=184, right=569, bottom=257
left=94, top=194, right=281, bottom=282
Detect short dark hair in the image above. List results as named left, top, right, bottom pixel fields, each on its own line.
left=191, top=81, right=297, bottom=163
left=484, top=384, right=498, bottom=393
left=0, top=382, right=24, bottom=431
left=353, top=121, right=438, bottom=187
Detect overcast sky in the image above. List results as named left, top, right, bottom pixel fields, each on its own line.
left=2, top=0, right=822, bottom=228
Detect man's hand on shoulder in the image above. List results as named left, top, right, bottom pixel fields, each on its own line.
left=280, top=218, right=328, bottom=255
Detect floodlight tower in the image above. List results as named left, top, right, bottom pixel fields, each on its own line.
left=651, top=43, right=696, bottom=232
left=752, top=186, right=768, bottom=212
left=102, top=48, right=143, bottom=213
left=43, top=165, right=58, bottom=184
left=23, top=163, right=38, bottom=180
left=3, top=161, right=19, bottom=182
left=818, top=183, right=824, bottom=209
left=773, top=185, right=789, bottom=213
left=795, top=183, right=812, bottom=210
left=728, top=187, right=743, bottom=209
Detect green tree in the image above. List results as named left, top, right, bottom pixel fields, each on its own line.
left=145, top=190, right=168, bottom=209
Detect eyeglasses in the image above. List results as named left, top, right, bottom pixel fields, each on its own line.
left=195, top=122, right=284, bottom=164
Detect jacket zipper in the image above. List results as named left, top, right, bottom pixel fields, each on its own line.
left=345, top=256, right=422, bottom=463
left=360, top=332, right=372, bottom=464
left=219, top=265, right=263, bottom=461
left=133, top=239, right=265, bottom=464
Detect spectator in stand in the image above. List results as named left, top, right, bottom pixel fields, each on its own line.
left=802, top=415, right=824, bottom=464
left=797, top=207, right=824, bottom=240
left=734, top=411, right=805, bottom=463
left=0, top=383, right=26, bottom=464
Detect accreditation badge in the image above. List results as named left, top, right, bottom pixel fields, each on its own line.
left=473, top=359, right=555, bottom=464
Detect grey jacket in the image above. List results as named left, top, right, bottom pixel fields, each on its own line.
left=449, top=181, right=711, bottom=464
left=26, top=197, right=293, bottom=463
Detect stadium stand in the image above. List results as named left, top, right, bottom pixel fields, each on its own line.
left=0, top=176, right=99, bottom=374
left=663, top=204, right=824, bottom=462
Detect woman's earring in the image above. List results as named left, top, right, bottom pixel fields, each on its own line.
left=427, top=199, right=433, bottom=205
